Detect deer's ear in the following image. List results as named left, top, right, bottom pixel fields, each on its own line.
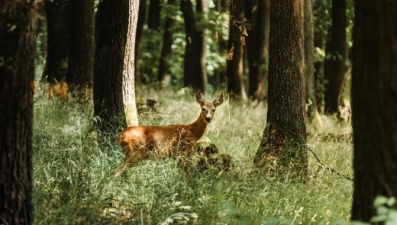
left=196, top=91, right=205, bottom=104
left=213, top=93, right=224, bottom=107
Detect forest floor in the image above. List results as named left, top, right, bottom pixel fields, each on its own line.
left=33, top=86, right=353, bottom=225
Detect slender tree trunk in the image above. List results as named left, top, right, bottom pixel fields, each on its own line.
left=67, top=0, right=95, bottom=94
left=158, top=0, right=176, bottom=85
left=305, top=0, right=322, bottom=127
left=254, top=0, right=307, bottom=179
left=148, top=0, right=161, bottom=30
left=314, top=29, right=324, bottom=113
left=226, top=0, right=247, bottom=100
left=135, top=0, right=147, bottom=84
left=0, top=1, right=38, bottom=224
left=245, top=0, right=268, bottom=101
left=323, top=0, right=347, bottom=114
left=181, top=0, right=206, bottom=92
left=42, top=0, right=71, bottom=84
left=94, top=0, right=139, bottom=130
left=351, top=0, right=397, bottom=222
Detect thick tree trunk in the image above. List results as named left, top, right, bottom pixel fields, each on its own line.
left=351, top=0, right=397, bottom=222
left=42, top=0, right=71, bottom=84
left=254, top=0, right=307, bottom=178
left=158, top=0, right=176, bottom=85
left=323, top=0, right=347, bottom=114
left=94, top=0, right=139, bottom=130
left=305, top=0, right=322, bottom=127
left=181, top=0, right=206, bottom=92
left=67, top=0, right=95, bottom=94
left=245, top=0, right=269, bottom=101
left=0, top=1, right=38, bottom=224
left=226, top=0, right=246, bottom=100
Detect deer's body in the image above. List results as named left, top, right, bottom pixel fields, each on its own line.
left=115, top=91, right=224, bottom=177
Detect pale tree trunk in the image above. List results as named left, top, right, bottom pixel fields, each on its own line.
left=351, top=0, right=397, bottom=222
left=94, top=0, right=139, bottom=130
left=254, top=0, right=307, bottom=179
left=0, top=1, right=38, bottom=224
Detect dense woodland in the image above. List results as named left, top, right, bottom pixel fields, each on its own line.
left=1, top=0, right=397, bottom=224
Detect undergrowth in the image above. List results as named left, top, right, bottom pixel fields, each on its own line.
left=33, top=86, right=353, bottom=224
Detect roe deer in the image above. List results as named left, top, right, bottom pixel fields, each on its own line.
left=115, top=91, right=224, bottom=177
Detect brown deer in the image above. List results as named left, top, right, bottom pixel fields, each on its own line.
left=115, top=91, right=224, bottom=177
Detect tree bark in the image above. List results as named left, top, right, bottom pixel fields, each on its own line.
left=181, top=0, right=207, bottom=92
left=148, top=0, right=161, bottom=30
left=158, top=0, right=176, bottom=85
left=0, top=1, right=38, bottom=224
left=305, top=0, right=322, bottom=127
left=245, top=0, right=269, bottom=101
left=67, top=0, right=95, bottom=94
left=323, top=0, right=347, bottom=114
left=254, top=0, right=307, bottom=178
left=226, top=0, right=247, bottom=100
left=351, top=0, right=397, bottom=222
left=135, top=0, right=147, bottom=84
left=42, top=0, right=71, bottom=84
left=94, top=0, right=139, bottom=130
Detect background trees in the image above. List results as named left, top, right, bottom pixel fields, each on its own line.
left=0, top=1, right=39, bottom=223
left=351, top=0, right=397, bottom=222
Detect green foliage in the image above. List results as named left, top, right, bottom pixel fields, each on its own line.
left=33, top=86, right=354, bottom=224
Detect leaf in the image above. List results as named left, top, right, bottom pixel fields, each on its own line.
left=387, top=210, right=397, bottom=225
left=374, top=195, right=389, bottom=208
left=370, top=215, right=387, bottom=223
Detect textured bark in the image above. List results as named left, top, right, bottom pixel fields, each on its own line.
left=305, top=0, right=322, bottom=126
left=0, top=1, right=38, bottom=224
left=94, top=0, right=139, bottom=130
left=67, top=0, right=94, bottom=94
left=351, top=0, right=397, bottom=222
left=226, top=0, right=246, bottom=100
left=135, top=0, right=147, bottom=83
left=324, top=0, right=347, bottom=114
left=181, top=0, right=207, bottom=92
left=245, top=0, right=270, bottom=101
left=158, top=0, right=176, bottom=84
left=254, top=0, right=307, bottom=178
left=42, top=0, right=71, bottom=84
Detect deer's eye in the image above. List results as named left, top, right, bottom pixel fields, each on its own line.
left=202, top=108, right=206, bottom=112
left=212, top=109, right=216, bottom=112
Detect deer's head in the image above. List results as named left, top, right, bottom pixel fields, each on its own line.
left=196, top=91, right=224, bottom=123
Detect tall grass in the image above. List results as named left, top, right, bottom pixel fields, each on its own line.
left=33, top=86, right=353, bottom=224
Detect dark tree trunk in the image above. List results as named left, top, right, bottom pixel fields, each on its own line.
left=94, top=0, right=139, bottom=130
left=135, top=0, right=147, bottom=84
left=254, top=0, right=307, bottom=178
left=148, top=0, right=161, bottom=30
left=226, top=0, right=246, bottom=100
left=181, top=0, right=206, bottom=92
left=42, top=0, right=71, bottom=84
left=67, top=0, right=95, bottom=94
left=158, top=0, right=176, bottom=85
left=323, top=0, right=347, bottom=114
left=0, top=1, right=38, bottom=224
left=245, top=0, right=269, bottom=101
left=305, top=0, right=322, bottom=126
left=351, top=0, right=397, bottom=222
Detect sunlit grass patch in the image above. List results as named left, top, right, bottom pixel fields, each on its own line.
left=33, top=87, right=353, bottom=224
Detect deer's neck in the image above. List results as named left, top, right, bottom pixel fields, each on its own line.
left=188, top=114, right=208, bottom=140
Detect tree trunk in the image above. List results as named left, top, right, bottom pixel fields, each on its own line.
left=226, top=0, right=247, bottom=100
left=181, top=0, right=206, bottom=92
left=158, top=0, right=176, bottom=85
left=323, top=0, right=346, bottom=114
left=42, top=0, right=71, bottom=84
left=0, top=1, right=38, bottom=224
left=135, top=0, right=147, bottom=84
left=245, top=0, right=269, bottom=101
left=351, top=0, right=397, bottom=222
left=67, top=0, right=94, bottom=94
left=305, top=0, right=322, bottom=127
left=314, top=29, right=324, bottom=113
left=254, top=0, right=307, bottom=179
left=148, top=0, right=161, bottom=30
left=94, top=0, right=139, bottom=130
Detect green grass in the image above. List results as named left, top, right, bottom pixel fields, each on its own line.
left=33, top=86, right=353, bottom=225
